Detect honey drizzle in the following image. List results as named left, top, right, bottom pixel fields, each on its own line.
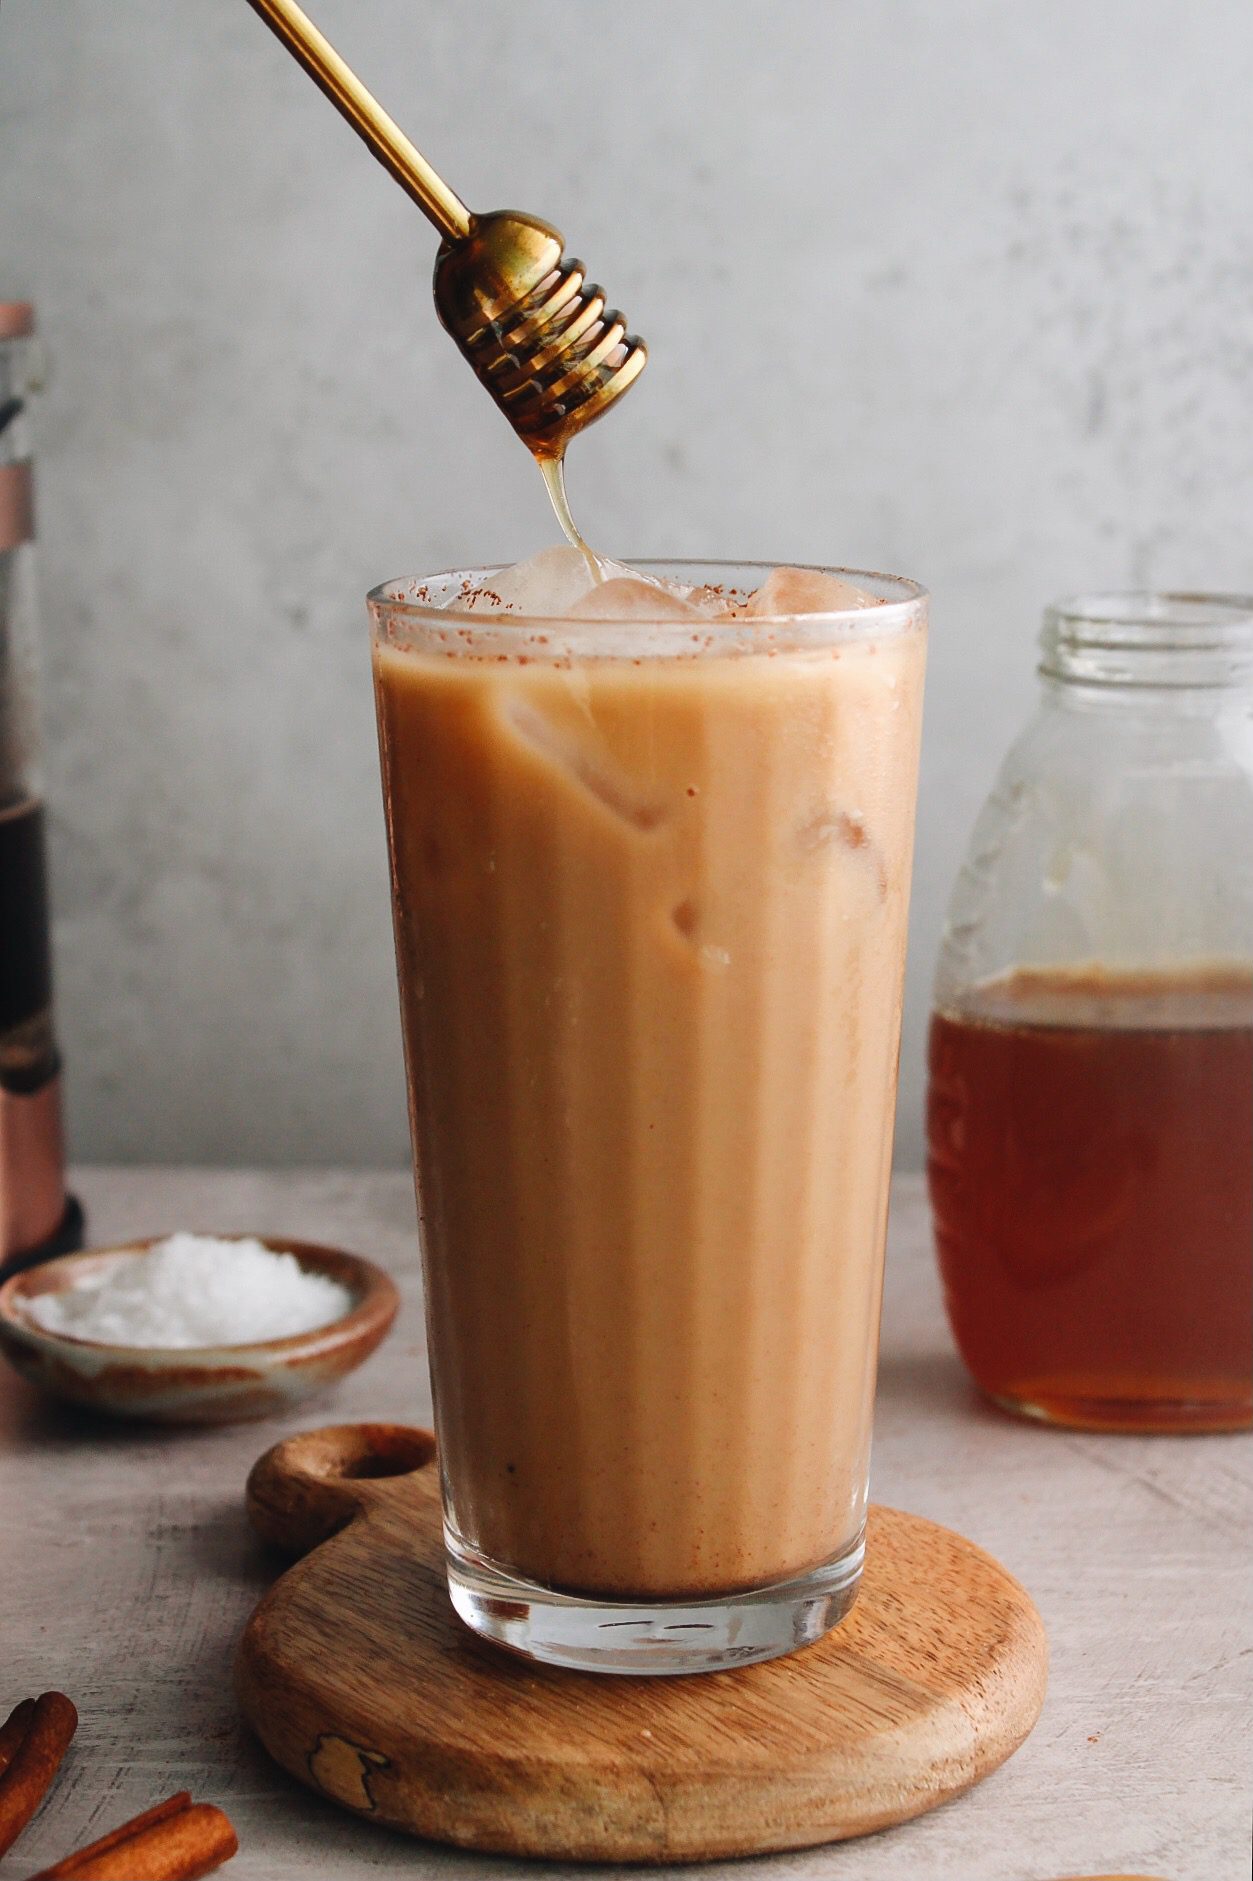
left=539, top=455, right=603, bottom=584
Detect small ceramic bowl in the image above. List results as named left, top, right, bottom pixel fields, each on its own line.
left=0, top=1236, right=399, bottom=1424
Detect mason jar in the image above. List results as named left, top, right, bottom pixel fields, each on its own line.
left=927, top=593, right=1253, bottom=1433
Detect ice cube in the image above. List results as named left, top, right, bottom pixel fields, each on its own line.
left=446, top=547, right=666, bottom=617
left=447, top=546, right=600, bottom=617
left=796, top=806, right=888, bottom=898
left=566, top=577, right=705, bottom=621
left=745, top=567, right=882, bottom=618
left=505, top=701, right=664, bottom=830
left=679, top=583, right=750, bottom=620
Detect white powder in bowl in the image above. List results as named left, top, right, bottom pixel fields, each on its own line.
left=26, top=1233, right=356, bottom=1348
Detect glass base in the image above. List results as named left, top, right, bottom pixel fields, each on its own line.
left=987, top=1387, right=1252, bottom=1434
left=445, top=1526, right=865, bottom=1675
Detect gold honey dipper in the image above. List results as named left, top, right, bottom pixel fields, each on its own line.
left=244, top=0, right=646, bottom=538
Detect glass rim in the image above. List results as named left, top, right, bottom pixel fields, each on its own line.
left=367, top=559, right=927, bottom=645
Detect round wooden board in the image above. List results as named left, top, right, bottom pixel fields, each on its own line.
left=236, top=1424, right=1047, bottom=1863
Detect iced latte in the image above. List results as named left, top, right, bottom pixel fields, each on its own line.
left=371, top=555, right=926, bottom=1672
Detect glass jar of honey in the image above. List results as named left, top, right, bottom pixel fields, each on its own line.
left=928, top=593, right=1253, bottom=1432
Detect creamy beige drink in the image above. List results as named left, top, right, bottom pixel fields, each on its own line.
left=371, top=555, right=926, bottom=1664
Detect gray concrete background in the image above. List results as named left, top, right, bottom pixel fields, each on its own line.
left=2, top=0, right=1251, bottom=1167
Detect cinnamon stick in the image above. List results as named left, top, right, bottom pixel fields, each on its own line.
left=0, top=1691, right=78, bottom=1856
left=30, top=1793, right=238, bottom=1881
left=0, top=1697, right=37, bottom=1778
left=31, top=1792, right=192, bottom=1877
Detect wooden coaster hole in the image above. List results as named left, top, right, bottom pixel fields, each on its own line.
left=336, top=1431, right=435, bottom=1481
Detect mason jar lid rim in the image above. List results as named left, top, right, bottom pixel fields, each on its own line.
left=1044, top=591, right=1253, bottom=641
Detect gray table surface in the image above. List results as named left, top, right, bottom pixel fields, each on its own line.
left=1, top=1169, right=1249, bottom=1881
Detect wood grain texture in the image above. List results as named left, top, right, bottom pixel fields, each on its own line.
left=0, top=1170, right=1249, bottom=1880
left=235, top=1423, right=1047, bottom=1861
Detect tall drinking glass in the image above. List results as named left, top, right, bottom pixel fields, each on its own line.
left=370, top=563, right=927, bottom=1673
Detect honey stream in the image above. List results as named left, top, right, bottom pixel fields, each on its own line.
left=539, top=455, right=603, bottom=583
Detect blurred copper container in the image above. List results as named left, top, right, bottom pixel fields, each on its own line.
left=0, top=302, right=81, bottom=1276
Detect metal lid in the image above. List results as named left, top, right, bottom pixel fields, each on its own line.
left=0, top=303, right=35, bottom=341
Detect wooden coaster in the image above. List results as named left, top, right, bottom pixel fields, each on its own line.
left=236, top=1424, right=1047, bottom=1862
